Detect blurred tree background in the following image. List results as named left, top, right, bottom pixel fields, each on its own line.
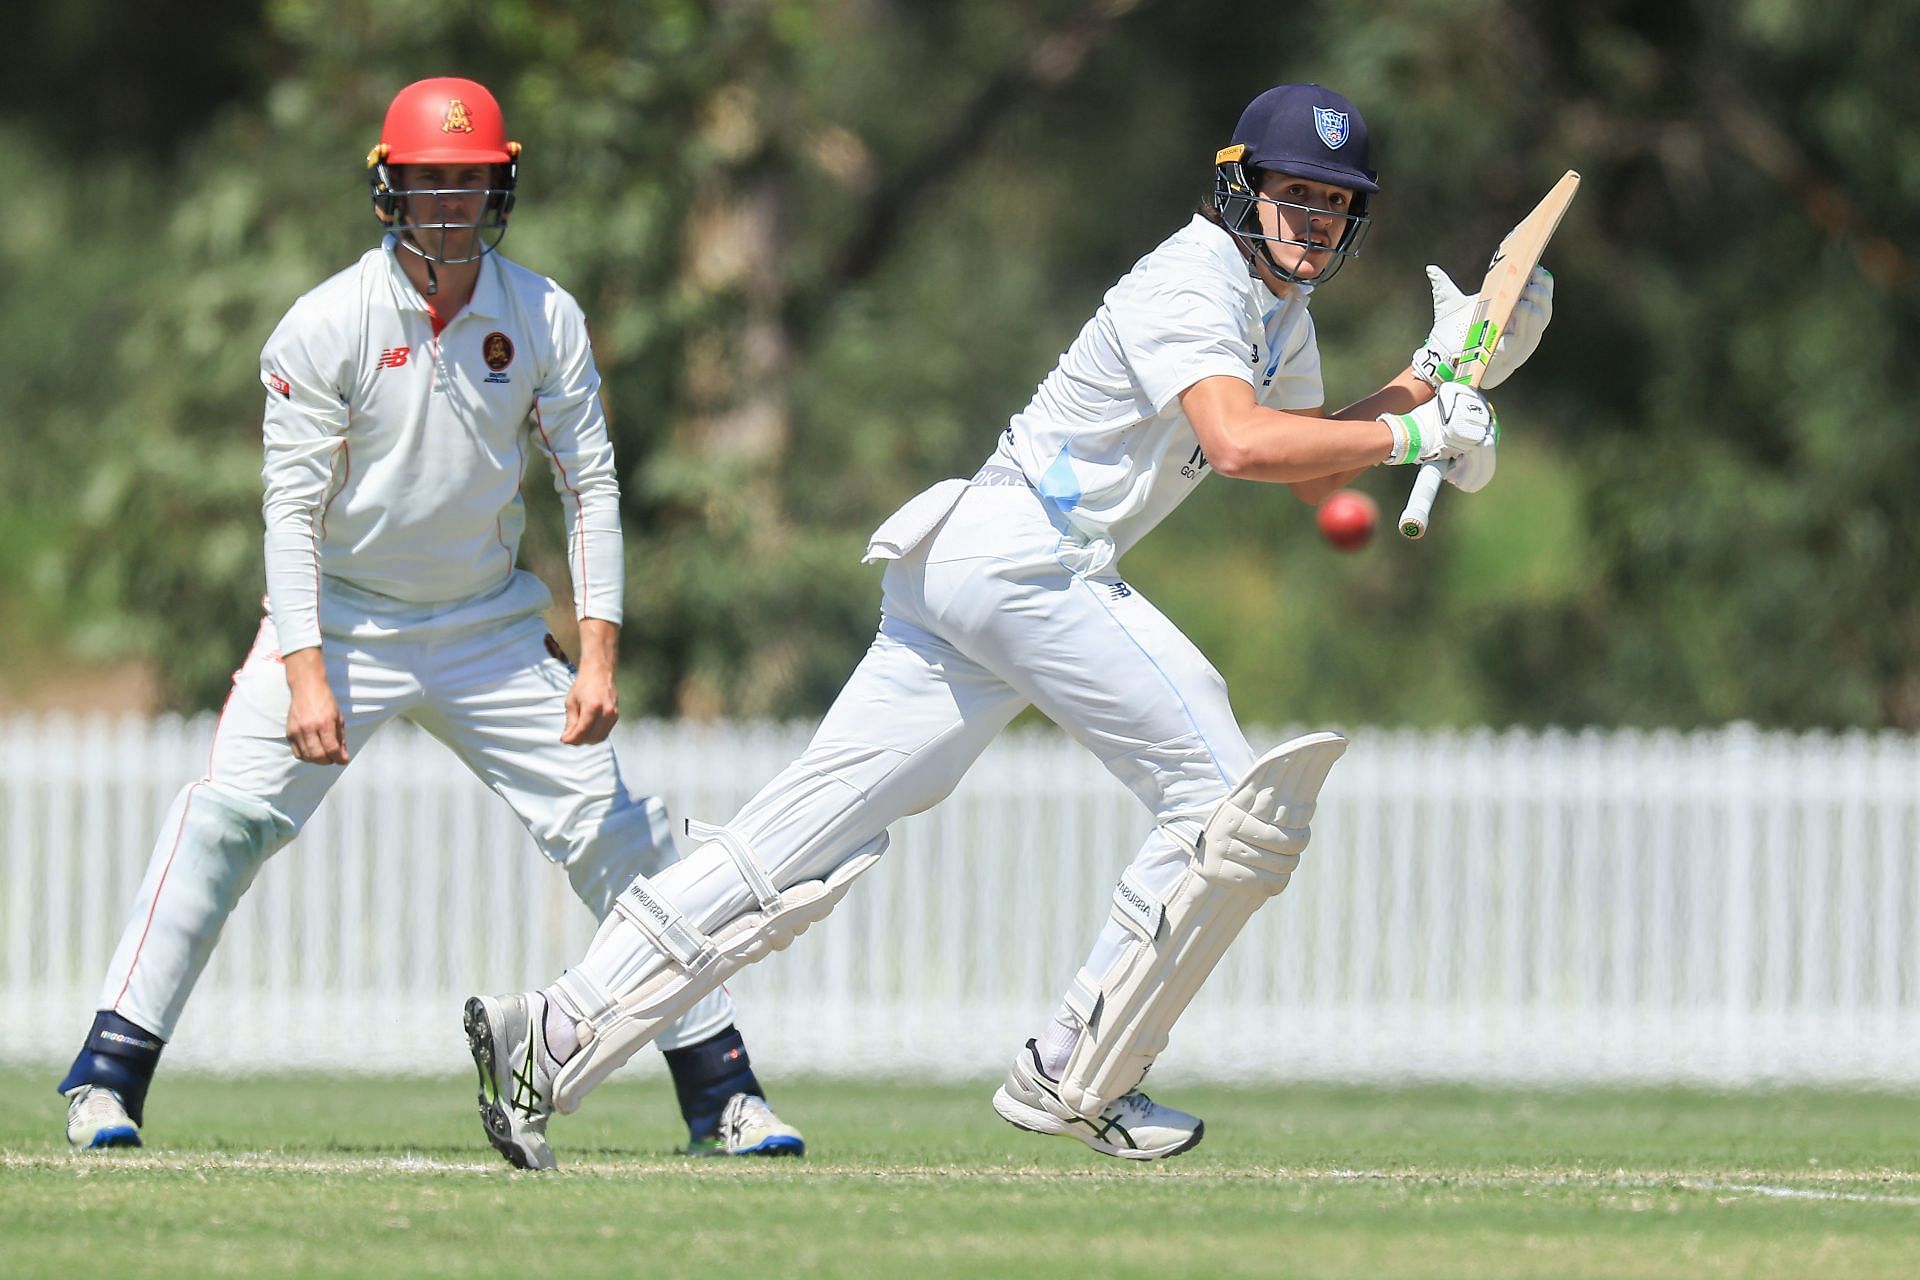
left=0, top=0, right=1913, bottom=729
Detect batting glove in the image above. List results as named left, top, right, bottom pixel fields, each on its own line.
left=1381, top=382, right=1498, bottom=466
left=1409, top=264, right=1554, bottom=390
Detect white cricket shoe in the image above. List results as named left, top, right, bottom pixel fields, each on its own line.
left=992, top=1038, right=1204, bottom=1161
left=65, top=1085, right=142, bottom=1150
left=464, top=993, right=560, bottom=1171
left=701, top=1092, right=805, bottom=1157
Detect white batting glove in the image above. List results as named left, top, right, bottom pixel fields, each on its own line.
left=1410, top=264, right=1554, bottom=390
left=1443, top=437, right=1497, bottom=494
left=1381, top=381, right=1498, bottom=465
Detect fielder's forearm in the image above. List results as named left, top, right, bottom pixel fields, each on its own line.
left=575, top=617, right=619, bottom=674
left=282, top=645, right=328, bottom=689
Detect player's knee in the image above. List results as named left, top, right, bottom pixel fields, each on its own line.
left=171, top=782, right=294, bottom=911
left=560, top=795, right=674, bottom=920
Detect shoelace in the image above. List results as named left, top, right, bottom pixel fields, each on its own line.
left=74, top=1089, right=128, bottom=1126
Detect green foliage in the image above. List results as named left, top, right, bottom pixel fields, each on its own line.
left=1, top=0, right=1914, bottom=726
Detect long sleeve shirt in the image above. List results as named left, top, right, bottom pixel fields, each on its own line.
left=257, top=240, right=622, bottom=651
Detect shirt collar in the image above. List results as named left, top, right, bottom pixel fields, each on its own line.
left=380, top=235, right=505, bottom=320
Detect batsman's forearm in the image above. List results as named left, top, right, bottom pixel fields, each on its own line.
left=1329, top=368, right=1434, bottom=423
left=1216, top=411, right=1398, bottom=483
left=1184, top=375, right=1399, bottom=484
left=1287, top=468, right=1369, bottom=506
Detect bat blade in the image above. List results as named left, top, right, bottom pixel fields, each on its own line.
left=1398, top=169, right=1580, bottom=539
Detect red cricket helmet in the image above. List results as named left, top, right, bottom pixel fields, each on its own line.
left=373, top=77, right=517, bottom=166
left=366, top=78, right=521, bottom=273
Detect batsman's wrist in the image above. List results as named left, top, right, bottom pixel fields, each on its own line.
left=1410, top=344, right=1458, bottom=389
left=1380, top=411, right=1421, bottom=465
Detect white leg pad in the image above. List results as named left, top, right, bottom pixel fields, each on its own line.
left=1056, top=731, right=1348, bottom=1118
left=549, top=825, right=888, bottom=1113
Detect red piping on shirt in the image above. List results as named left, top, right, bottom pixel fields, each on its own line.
left=531, top=406, right=588, bottom=611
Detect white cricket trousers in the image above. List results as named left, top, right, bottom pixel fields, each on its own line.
left=98, top=608, right=733, bottom=1050
left=571, top=479, right=1260, bottom=1027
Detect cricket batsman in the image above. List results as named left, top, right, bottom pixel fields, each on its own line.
left=462, top=83, right=1554, bottom=1165
left=60, top=78, right=804, bottom=1162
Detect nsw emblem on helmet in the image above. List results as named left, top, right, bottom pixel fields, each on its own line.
left=1313, top=106, right=1350, bottom=149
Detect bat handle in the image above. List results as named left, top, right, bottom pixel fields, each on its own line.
left=1398, top=458, right=1450, bottom=539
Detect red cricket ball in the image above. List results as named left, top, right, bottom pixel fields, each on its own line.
left=1316, top=488, right=1378, bottom=552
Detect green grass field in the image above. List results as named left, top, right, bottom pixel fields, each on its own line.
left=4, top=1069, right=1918, bottom=1279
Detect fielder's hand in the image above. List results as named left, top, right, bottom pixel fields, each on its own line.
left=562, top=664, right=619, bottom=745
left=283, top=648, right=350, bottom=765
left=1410, top=264, right=1553, bottom=390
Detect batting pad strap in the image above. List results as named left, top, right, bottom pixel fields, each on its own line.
left=1062, top=967, right=1104, bottom=1029
left=553, top=967, right=622, bottom=1036
left=611, top=874, right=714, bottom=969
left=685, top=819, right=782, bottom=914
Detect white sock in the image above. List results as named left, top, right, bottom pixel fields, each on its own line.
left=1034, top=1012, right=1080, bottom=1079
left=541, top=986, right=581, bottom=1063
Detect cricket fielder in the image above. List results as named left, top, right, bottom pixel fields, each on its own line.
left=464, top=83, right=1554, bottom=1165
left=60, top=78, right=803, bottom=1162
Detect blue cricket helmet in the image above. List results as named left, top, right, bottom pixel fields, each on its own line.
left=1211, top=83, right=1378, bottom=286
left=1227, top=83, right=1379, bottom=193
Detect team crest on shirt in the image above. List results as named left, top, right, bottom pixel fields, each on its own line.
left=1313, top=106, right=1350, bottom=149
left=442, top=99, right=475, bottom=134
left=482, top=331, right=514, bottom=384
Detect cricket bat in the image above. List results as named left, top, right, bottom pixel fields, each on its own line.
left=1398, top=169, right=1581, bottom=539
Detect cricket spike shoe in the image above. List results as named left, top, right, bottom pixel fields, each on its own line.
left=992, top=1038, right=1204, bottom=1161
left=691, top=1092, right=805, bottom=1157
left=464, top=993, right=560, bottom=1170
left=65, top=1085, right=142, bottom=1150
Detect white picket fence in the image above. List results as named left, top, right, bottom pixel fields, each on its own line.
left=3, top=714, right=1918, bottom=1086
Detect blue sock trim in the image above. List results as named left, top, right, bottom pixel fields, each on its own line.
left=663, top=1025, right=762, bottom=1142
left=57, top=1010, right=164, bottom=1126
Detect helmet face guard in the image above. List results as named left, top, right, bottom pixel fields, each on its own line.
left=368, top=148, right=518, bottom=265
left=1212, top=149, right=1371, bottom=288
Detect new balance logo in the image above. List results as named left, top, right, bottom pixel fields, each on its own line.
left=376, top=346, right=411, bottom=369
left=1107, top=581, right=1133, bottom=601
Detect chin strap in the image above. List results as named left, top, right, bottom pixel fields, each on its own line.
left=424, top=257, right=439, bottom=296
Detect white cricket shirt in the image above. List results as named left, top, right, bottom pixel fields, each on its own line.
left=258, top=239, right=622, bottom=652
left=988, top=214, right=1322, bottom=561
